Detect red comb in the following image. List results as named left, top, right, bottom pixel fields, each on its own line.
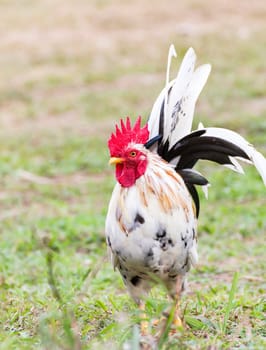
left=108, top=116, right=149, bottom=156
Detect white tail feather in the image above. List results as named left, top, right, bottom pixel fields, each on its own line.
left=226, top=156, right=245, bottom=174
left=198, top=121, right=205, bottom=129
left=147, top=45, right=266, bottom=187
left=148, top=81, right=174, bottom=140
left=148, top=46, right=211, bottom=148
left=164, top=47, right=197, bottom=145
left=167, top=62, right=211, bottom=148
left=202, top=183, right=211, bottom=199
left=164, top=45, right=177, bottom=120
left=249, top=151, right=266, bottom=186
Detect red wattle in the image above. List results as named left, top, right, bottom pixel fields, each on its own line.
left=115, top=160, right=147, bottom=187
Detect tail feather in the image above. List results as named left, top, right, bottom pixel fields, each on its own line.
left=177, top=169, right=209, bottom=218
left=164, top=47, right=196, bottom=142
left=201, top=127, right=266, bottom=185
left=168, top=60, right=211, bottom=148
left=148, top=46, right=211, bottom=150
left=147, top=45, right=266, bottom=214
left=167, top=127, right=266, bottom=186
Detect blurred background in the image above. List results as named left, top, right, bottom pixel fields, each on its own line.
left=0, top=0, right=265, bottom=349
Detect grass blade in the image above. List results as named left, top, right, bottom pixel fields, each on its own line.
left=222, top=271, right=239, bottom=333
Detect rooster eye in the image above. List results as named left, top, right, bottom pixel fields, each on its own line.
left=129, top=151, right=137, bottom=157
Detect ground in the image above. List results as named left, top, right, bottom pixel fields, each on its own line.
left=0, top=0, right=265, bottom=349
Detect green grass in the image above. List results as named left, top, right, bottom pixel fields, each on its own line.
left=0, top=0, right=266, bottom=349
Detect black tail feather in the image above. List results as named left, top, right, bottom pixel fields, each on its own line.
left=144, top=135, right=162, bottom=150
left=149, top=129, right=251, bottom=215
left=185, top=183, right=200, bottom=218
left=177, top=169, right=208, bottom=186
left=161, top=130, right=249, bottom=169
left=177, top=169, right=208, bottom=217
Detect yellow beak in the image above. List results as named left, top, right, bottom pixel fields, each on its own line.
left=109, top=157, right=125, bottom=165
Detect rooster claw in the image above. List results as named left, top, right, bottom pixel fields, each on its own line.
left=173, top=315, right=183, bottom=328
left=168, top=315, right=185, bottom=335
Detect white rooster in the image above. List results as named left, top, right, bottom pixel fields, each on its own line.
left=105, top=45, right=266, bottom=330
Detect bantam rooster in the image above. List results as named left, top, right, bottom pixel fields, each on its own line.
left=105, top=45, right=266, bottom=330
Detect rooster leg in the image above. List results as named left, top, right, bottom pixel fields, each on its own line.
left=173, top=299, right=183, bottom=328
left=155, top=276, right=184, bottom=340
left=139, top=301, right=149, bottom=335
left=172, top=275, right=184, bottom=328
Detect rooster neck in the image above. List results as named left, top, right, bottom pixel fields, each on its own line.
left=143, top=155, right=189, bottom=212
left=116, top=154, right=191, bottom=216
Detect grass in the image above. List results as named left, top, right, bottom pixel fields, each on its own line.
left=0, top=0, right=266, bottom=349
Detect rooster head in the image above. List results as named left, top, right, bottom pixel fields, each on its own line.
left=108, top=117, right=150, bottom=187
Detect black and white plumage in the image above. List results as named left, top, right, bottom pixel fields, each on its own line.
left=147, top=45, right=266, bottom=216
left=105, top=45, right=266, bottom=326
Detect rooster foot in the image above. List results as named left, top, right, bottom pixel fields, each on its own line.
left=169, top=313, right=184, bottom=335
left=139, top=301, right=149, bottom=336
left=151, top=316, right=166, bottom=328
